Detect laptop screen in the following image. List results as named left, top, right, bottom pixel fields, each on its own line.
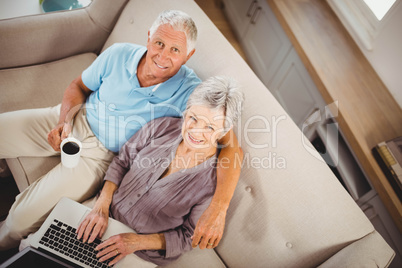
left=0, top=247, right=74, bottom=268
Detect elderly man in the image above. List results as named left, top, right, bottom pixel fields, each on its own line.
left=0, top=10, right=242, bottom=251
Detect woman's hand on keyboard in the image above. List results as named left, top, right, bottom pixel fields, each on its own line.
left=96, top=233, right=139, bottom=265
left=96, top=233, right=166, bottom=266
left=76, top=201, right=109, bottom=244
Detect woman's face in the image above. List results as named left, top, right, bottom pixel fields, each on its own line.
left=181, top=105, right=225, bottom=151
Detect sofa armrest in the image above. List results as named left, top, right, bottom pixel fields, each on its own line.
left=318, top=231, right=395, bottom=268
left=0, top=0, right=128, bottom=69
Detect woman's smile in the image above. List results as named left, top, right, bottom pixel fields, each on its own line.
left=181, top=105, right=225, bottom=153
left=188, top=132, right=204, bottom=144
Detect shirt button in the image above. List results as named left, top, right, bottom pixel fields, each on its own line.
left=129, top=202, right=133, bottom=206
left=137, top=194, right=141, bottom=198
left=245, top=186, right=252, bottom=193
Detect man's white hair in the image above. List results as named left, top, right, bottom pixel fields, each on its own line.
left=149, top=10, right=197, bottom=55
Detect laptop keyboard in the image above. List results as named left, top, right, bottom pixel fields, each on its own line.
left=39, top=219, right=112, bottom=268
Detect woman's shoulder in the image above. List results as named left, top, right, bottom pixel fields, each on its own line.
left=143, top=117, right=183, bottom=139
left=149, top=116, right=182, bottom=128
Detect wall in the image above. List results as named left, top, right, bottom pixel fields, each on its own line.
left=0, top=0, right=43, bottom=20
left=358, top=2, right=402, bottom=108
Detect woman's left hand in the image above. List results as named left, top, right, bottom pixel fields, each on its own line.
left=95, top=233, right=141, bottom=266
left=191, top=203, right=226, bottom=249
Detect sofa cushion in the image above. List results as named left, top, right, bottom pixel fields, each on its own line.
left=318, top=231, right=395, bottom=268
left=162, top=247, right=225, bottom=268
left=1, top=53, right=97, bottom=191
left=6, top=157, right=60, bottom=192
left=0, top=53, right=97, bottom=113
left=0, top=0, right=128, bottom=69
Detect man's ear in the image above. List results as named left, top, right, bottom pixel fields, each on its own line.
left=147, top=30, right=151, bottom=43
left=185, top=49, right=196, bottom=62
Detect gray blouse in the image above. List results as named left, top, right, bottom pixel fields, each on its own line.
left=104, top=117, right=217, bottom=265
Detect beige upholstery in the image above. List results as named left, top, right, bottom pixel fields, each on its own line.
left=0, top=53, right=97, bottom=191
left=318, top=231, right=395, bottom=268
left=0, top=0, right=128, bottom=69
left=0, top=53, right=96, bottom=112
left=164, top=247, right=225, bottom=268
left=0, top=0, right=395, bottom=267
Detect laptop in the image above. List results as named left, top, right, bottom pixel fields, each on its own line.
left=0, top=246, right=72, bottom=268
left=1, top=197, right=135, bottom=268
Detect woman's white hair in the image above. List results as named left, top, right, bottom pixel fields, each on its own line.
left=185, top=76, right=244, bottom=133
left=149, top=10, right=197, bottom=55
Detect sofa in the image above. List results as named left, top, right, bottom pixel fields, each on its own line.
left=0, top=0, right=395, bottom=267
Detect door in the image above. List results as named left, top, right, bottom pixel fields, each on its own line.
left=222, top=0, right=256, bottom=37
left=241, top=0, right=292, bottom=86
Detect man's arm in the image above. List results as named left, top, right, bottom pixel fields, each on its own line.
left=192, top=128, right=243, bottom=249
left=47, top=75, right=92, bottom=151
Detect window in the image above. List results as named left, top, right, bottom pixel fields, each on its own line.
left=327, top=0, right=400, bottom=50
left=362, top=0, right=397, bottom=20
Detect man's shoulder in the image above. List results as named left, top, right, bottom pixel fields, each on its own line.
left=171, top=65, right=201, bottom=92
left=105, top=43, right=146, bottom=55
left=180, top=64, right=200, bottom=81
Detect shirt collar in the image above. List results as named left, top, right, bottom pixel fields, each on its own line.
left=125, top=48, right=187, bottom=100
left=152, top=67, right=186, bottom=100
left=125, top=46, right=147, bottom=78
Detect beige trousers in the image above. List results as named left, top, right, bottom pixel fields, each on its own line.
left=0, top=104, right=115, bottom=250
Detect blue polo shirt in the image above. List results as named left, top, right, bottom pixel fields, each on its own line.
left=82, top=43, right=201, bottom=153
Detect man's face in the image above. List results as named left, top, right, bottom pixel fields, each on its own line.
left=145, top=24, right=195, bottom=80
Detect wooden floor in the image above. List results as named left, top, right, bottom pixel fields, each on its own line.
left=0, top=175, right=20, bottom=263
left=0, top=176, right=18, bottom=222
left=194, top=0, right=247, bottom=61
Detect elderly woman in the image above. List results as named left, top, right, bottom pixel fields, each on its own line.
left=76, top=76, right=244, bottom=266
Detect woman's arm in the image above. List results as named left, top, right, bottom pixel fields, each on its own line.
left=99, top=194, right=213, bottom=266
left=192, top=129, right=243, bottom=249
left=96, top=232, right=166, bottom=266
left=76, top=181, right=118, bottom=243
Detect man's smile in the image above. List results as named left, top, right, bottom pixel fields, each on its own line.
left=155, top=61, right=168, bottom=69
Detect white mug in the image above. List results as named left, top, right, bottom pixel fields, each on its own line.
left=60, top=137, right=82, bottom=168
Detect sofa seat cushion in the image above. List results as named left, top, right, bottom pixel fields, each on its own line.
left=1, top=53, right=97, bottom=191
left=162, top=247, right=225, bottom=268
left=318, top=231, right=395, bottom=268
left=6, top=157, right=60, bottom=192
